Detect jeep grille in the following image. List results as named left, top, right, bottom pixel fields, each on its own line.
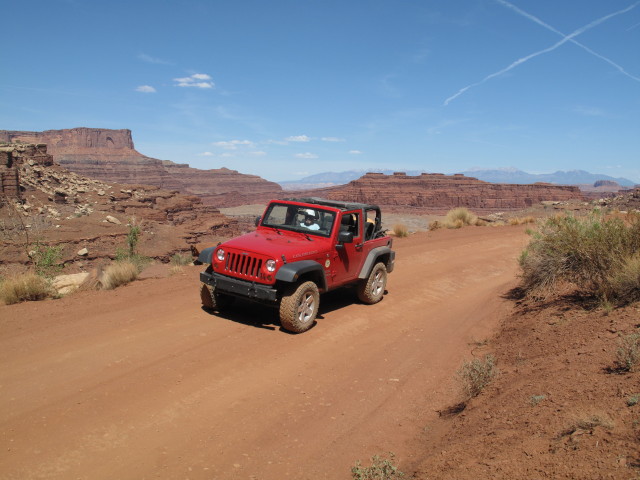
left=224, top=253, right=264, bottom=280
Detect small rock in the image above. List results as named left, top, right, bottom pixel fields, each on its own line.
left=106, top=215, right=122, bottom=225
left=77, top=247, right=89, bottom=256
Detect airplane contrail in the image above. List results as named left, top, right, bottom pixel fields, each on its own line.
left=444, top=1, right=640, bottom=105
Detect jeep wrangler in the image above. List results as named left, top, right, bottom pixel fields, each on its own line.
left=199, top=197, right=395, bottom=333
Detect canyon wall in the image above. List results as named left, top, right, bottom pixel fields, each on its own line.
left=298, top=172, right=585, bottom=212
left=0, top=128, right=282, bottom=206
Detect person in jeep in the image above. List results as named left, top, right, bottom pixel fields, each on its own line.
left=199, top=198, right=395, bottom=333
left=300, top=209, right=320, bottom=230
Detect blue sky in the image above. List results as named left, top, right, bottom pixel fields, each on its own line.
left=1, top=0, right=639, bottom=183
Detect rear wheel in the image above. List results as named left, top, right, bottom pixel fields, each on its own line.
left=357, top=262, right=387, bottom=304
left=200, top=283, right=234, bottom=311
left=279, top=281, right=319, bottom=333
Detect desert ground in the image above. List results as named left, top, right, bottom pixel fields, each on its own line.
left=0, top=224, right=527, bottom=479
left=2, top=220, right=639, bottom=480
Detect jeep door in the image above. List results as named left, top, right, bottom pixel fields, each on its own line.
left=330, top=210, right=366, bottom=286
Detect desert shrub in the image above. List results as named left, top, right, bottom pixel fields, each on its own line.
left=170, top=253, right=193, bottom=266
left=474, top=218, right=488, bottom=227
left=444, top=208, right=477, bottom=229
left=126, top=222, right=140, bottom=257
left=115, top=248, right=151, bottom=272
left=616, top=332, right=640, bottom=372
left=428, top=220, right=442, bottom=231
left=0, top=273, right=53, bottom=304
left=101, top=261, right=139, bottom=290
left=392, top=224, right=409, bottom=237
left=352, top=453, right=404, bottom=480
left=605, top=254, right=640, bottom=305
left=457, top=354, right=498, bottom=400
left=519, top=212, right=640, bottom=301
left=30, top=243, right=64, bottom=278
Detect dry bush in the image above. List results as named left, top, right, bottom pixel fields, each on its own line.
left=392, top=224, right=409, bottom=237
left=474, top=218, right=488, bottom=227
left=509, top=216, right=536, bottom=226
left=616, top=332, right=640, bottom=372
left=457, top=354, right=498, bottom=400
left=444, top=208, right=477, bottom=229
left=605, top=254, right=640, bottom=305
left=352, top=453, right=404, bottom=480
left=519, top=212, right=640, bottom=302
left=101, top=261, right=139, bottom=290
left=170, top=252, right=193, bottom=266
left=428, top=220, right=442, bottom=231
left=0, top=273, right=53, bottom=305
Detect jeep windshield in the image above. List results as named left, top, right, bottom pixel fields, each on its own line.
left=261, top=203, right=337, bottom=238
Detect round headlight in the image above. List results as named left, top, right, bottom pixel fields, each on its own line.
left=266, top=259, right=276, bottom=272
left=216, top=249, right=225, bottom=261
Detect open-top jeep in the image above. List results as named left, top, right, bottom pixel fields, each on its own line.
left=199, top=198, right=395, bottom=333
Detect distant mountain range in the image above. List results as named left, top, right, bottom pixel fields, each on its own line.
left=279, top=168, right=636, bottom=189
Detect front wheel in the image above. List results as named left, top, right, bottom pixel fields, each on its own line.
left=279, top=281, right=320, bottom=333
left=200, top=283, right=234, bottom=311
left=357, top=262, right=387, bottom=304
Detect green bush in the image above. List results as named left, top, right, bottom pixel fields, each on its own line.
left=31, top=243, right=64, bottom=278
left=519, top=212, right=640, bottom=303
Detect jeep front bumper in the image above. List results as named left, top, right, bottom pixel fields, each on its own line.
left=200, top=270, right=278, bottom=303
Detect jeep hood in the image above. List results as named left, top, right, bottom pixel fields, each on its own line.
left=220, top=230, right=332, bottom=259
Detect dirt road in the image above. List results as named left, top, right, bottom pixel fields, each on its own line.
left=0, top=226, right=529, bottom=480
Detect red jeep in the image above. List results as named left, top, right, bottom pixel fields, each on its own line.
left=199, top=198, right=395, bottom=333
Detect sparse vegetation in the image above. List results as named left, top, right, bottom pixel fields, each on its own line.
left=351, top=453, right=404, bottom=480
left=518, top=212, right=640, bottom=303
left=392, top=224, right=409, bottom=237
left=529, top=394, right=546, bottom=406
left=170, top=252, right=193, bottom=266
left=443, top=207, right=478, bottom=229
left=101, top=261, right=139, bottom=290
left=626, top=395, right=639, bottom=407
left=508, top=216, right=535, bottom=226
left=30, top=242, right=64, bottom=278
left=615, top=332, right=640, bottom=372
left=428, top=220, right=442, bottom=231
left=457, top=354, right=498, bottom=400
left=0, top=273, right=53, bottom=304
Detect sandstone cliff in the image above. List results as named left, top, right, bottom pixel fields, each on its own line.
left=295, top=172, right=585, bottom=212
left=0, top=128, right=282, bottom=206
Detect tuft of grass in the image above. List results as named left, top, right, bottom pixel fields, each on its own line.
left=170, top=252, right=193, bottom=266
left=351, top=453, right=404, bottom=480
left=518, top=212, right=640, bottom=303
left=428, top=220, right=442, bottom=231
left=443, top=208, right=477, bottom=229
left=529, top=394, right=546, bottom=406
left=392, top=224, right=409, bottom=237
left=615, top=332, right=640, bottom=372
left=457, top=354, right=498, bottom=400
left=101, top=261, right=139, bottom=290
left=626, top=395, right=639, bottom=407
left=0, top=273, right=53, bottom=304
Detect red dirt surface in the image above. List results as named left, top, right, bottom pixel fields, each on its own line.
left=3, top=225, right=637, bottom=479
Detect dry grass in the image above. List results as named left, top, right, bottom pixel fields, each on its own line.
left=392, top=224, right=409, bottom=237
left=457, top=354, right=498, bottom=400
left=101, top=261, right=139, bottom=290
left=428, top=220, right=442, bottom=231
left=444, top=208, right=477, bottom=229
left=0, top=273, right=52, bottom=305
left=170, top=253, right=193, bottom=266
left=616, top=332, right=640, bottom=372
left=508, top=216, right=536, bottom=226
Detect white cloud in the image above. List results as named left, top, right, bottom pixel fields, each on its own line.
left=174, top=73, right=215, bottom=89
left=197, top=151, right=214, bottom=156
left=212, top=140, right=253, bottom=149
left=249, top=151, right=267, bottom=156
left=136, top=85, right=156, bottom=93
left=349, top=150, right=363, bottom=155
left=321, top=137, right=345, bottom=142
left=286, top=135, right=311, bottom=142
left=295, top=152, right=318, bottom=159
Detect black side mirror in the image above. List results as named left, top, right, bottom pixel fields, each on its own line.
left=255, top=216, right=261, bottom=227
left=338, top=231, right=354, bottom=244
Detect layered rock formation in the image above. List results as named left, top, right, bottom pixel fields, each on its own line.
left=0, top=128, right=282, bottom=206
left=298, top=172, right=584, bottom=212
left=0, top=143, right=238, bottom=270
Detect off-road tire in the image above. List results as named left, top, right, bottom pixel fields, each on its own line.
left=279, top=281, right=320, bottom=333
left=357, top=262, right=387, bottom=304
left=200, top=283, right=234, bottom=311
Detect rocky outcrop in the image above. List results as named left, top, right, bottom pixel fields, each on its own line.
left=0, top=143, right=238, bottom=270
left=298, top=172, right=584, bottom=212
left=0, top=128, right=282, bottom=206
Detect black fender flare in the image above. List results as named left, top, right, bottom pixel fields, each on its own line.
left=275, top=260, right=328, bottom=291
left=197, top=246, right=216, bottom=265
left=358, top=246, right=395, bottom=279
